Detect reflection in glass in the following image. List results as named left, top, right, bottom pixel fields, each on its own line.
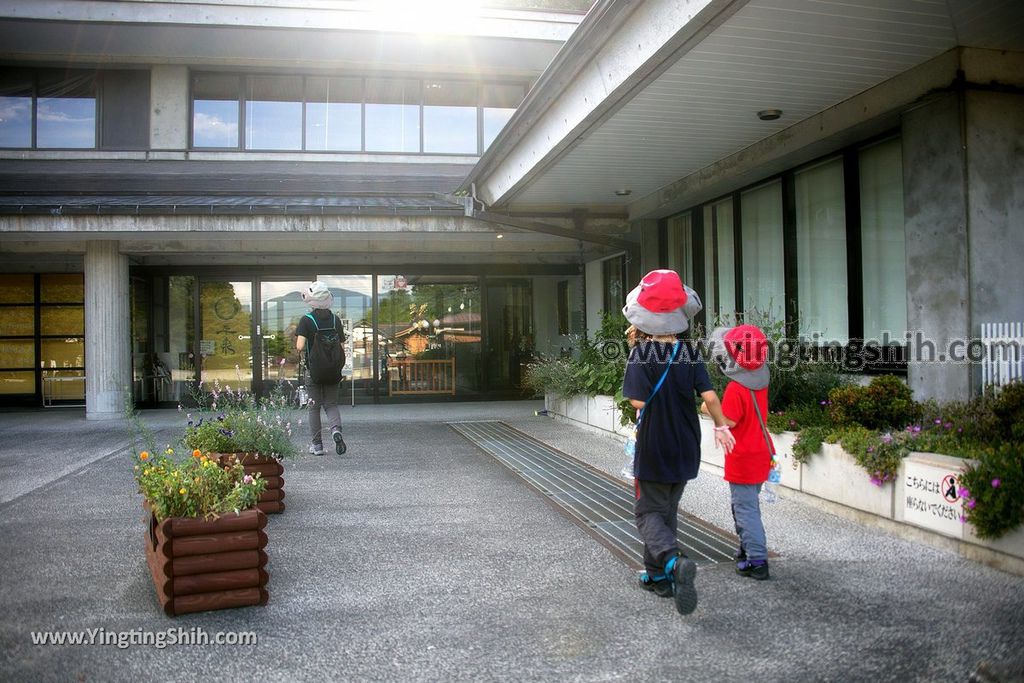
left=42, top=370, right=85, bottom=401
left=260, top=281, right=309, bottom=385
left=245, top=75, right=302, bottom=150
left=0, top=70, right=32, bottom=147
left=40, top=274, right=84, bottom=303
left=0, top=371, right=34, bottom=395
left=306, top=78, right=362, bottom=151
left=365, top=79, right=420, bottom=153
left=200, top=281, right=252, bottom=390
left=0, top=275, right=34, bottom=303
left=167, top=276, right=196, bottom=400
left=376, top=275, right=480, bottom=395
left=481, top=84, right=523, bottom=150
left=36, top=71, right=96, bottom=149
left=193, top=74, right=240, bottom=148
left=41, top=306, right=84, bottom=336
left=423, top=81, right=477, bottom=154
left=40, top=338, right=84, bottom=368
left=0, top=307, right=34, bottom=336
left=0, top=339, right=34, bottom=368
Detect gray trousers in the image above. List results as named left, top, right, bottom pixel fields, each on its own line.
left=306, top=381, right=341, bottom=448
left=729, top=483, right=767, bottom=561
left=634, top=479, right=687, bottom=574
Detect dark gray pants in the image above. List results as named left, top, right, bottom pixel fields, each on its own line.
left=306, top=381, right=341, bottom=448
left=634, top=479, right=687, bottom=574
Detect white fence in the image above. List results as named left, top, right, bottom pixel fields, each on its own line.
left=981, top=322, right=1024, bottom=390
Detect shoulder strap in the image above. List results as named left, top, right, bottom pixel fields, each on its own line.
left=304, top=312, right=320, bottom=331
left=305, top=311, right=336, bottom=331
left=748, top=388, right=776, bottom=456
left=638, top=341, right=681, bottom=422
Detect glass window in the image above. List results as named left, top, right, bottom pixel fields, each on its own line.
left=796, top=157, right=848, bottom=342
left=315, top=276, right=374, bottom=385
left=40, top=274, right=83, bottom=303
left=167, top=276, right=196, bottom=399
left=1, top=339, right=35, bottom=368
left=245, top=75, right=302, bottom=150
left=702, top=205, right=716, bottom=318
left=423, top=80, right=477, bottom=154
left=192, top=74, right=240, bottom=148
left=602, top=256, right=626, bottom=313
left=703, top=199, right=735, bottom=322
left=0, top=275, right=34, bottom=303
left=41, top=338, right=84, bottom=369
left=0, top=307, right=34, bottom=336
left=365, top=79, right=420, bottom=153
left=41, top=307, right=84, bottom=336
left=860, top=138, right=906, bottom=341
left=36, top=70, right=96, bottom=149
left=481, top=84, right=522, bottom=151
left=306, top=77, right=362, bottom=151
left=741, top=181, right=785, bottom=322
left=0, top=371, right=34, bottom=395
left=667, top=212, right=693, bottom=288
left=0, top=70, right=33, bottom=148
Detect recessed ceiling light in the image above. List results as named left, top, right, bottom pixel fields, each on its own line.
left=496, top=233, right=504, bottom=239
left=615, top=189, right=632, bottom=196
left=757, top=109, right=783, bottom=121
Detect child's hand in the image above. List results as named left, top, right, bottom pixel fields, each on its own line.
left=714, top=427, right=736, bottom=453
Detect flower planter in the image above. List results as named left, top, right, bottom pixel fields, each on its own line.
left=216, top=453, right=286, bottom=514
left=145, top=508, right=269, bottom=616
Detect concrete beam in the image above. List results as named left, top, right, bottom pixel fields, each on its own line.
left=469, top=0, right=747, bottom=207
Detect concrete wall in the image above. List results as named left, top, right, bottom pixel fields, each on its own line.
left=901, top=92, right=972, bottom=402
left=965, top=90, right=1024, bottom=338
left=150, top=66, right=189, bottom=150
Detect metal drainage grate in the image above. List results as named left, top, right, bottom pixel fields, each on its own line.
left=449, top=420, right=738, bottom=569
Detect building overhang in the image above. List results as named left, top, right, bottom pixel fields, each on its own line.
left=463, top=0, right=1024, bottom=216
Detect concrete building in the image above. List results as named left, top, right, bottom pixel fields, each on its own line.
left=1, top=0, right=1022, bottom=417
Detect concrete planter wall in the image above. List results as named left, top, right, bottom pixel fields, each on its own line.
left=544, top=393, right=1023, bottom=570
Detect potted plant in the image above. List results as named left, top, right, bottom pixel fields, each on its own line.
left=181, top=380, right=298, bottom=514
left=133, top=448, right=270, bottom=616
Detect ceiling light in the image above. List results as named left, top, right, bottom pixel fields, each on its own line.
left=757, top=109, right=783, bottom=121
left=496, top=233, right=504, bottom=239
left=615, top=189, right=632, bottom=196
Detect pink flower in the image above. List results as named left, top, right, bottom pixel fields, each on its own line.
left=243, top=474, right=253, bottom=485
left=959, top=515, right=967, bottom=524
left=992, top=478, right=1001, bottom=488
left=967, top=499, right=976, bottom=509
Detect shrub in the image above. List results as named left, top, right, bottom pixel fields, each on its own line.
left=523, top=311, right=627, bottom=399
left=828, top=375, right=919, bottom=430
left=958, top=443, right=1024, bottom=539
left=991, top=381, right=1024, bottom=442
left=181, top=380, right=298, bottom=459
left=133, top=449, right=267, bottom=522
left=792, top=425, right=829, bottom=464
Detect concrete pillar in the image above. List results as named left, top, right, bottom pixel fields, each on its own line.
left=901, top=93, right=971, bottom=403
left=85, top=241, right=130, bottom=420
left=150, top=65, right=189, bottom=150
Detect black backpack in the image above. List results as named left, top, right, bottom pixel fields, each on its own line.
left=304, top=312, right=345, bottom=384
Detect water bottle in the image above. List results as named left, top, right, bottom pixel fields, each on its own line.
left=763, top=460, right=781, bottom=503
left=620, top=428, right=637, bottom=481
left=296, top=384, right=309, bottom=408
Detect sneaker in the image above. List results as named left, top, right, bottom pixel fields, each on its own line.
left=308, top=443, right=325, bottom=456
left=736, top=560, right=770, bottom=580
left=665, top=554, right=698, bottom=615
left=735, top=546, right=747, bottom=562
left=638, top=572, right=673, bottom=598
left=332, top=429, right=347, bottom=455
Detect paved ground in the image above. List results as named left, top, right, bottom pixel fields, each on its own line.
left=0, top=402, right=1022, bottom=682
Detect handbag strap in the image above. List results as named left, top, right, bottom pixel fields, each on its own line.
left=748, top=388, right=776, bottom=456
left=638, top=341, right=681, bottom=423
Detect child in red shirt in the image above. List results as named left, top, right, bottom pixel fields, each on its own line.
left=703, top=324, right=774, bottom=580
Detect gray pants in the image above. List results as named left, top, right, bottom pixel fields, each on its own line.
left=634, top=479, right=687, bottom=574
left=306, top=381, right=341, bottom=448
left=729, top=482, right=767, bottom=561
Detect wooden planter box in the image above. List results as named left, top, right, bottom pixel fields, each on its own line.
left=215, top=453, right=286, bottom=514
left=145, top=508, right=269, bottom=616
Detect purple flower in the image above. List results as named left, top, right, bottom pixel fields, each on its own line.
left=957, top=427, right=963, bottom=433
left=968, top=499, right=976, bottom=509
left=820, top=400, right=827, bottom=406
left=944, top=422, right=953, bottom=429
left=959, top=514, right=967, bottom=524
left=881, top=433, right=893, bottom=444
left=957, top=487, right=970, bottom=498
left=243, top=474, right=253, bottom=485
left=913, top=425, right=921, bottom=433
left=867, top=446, right=874, bottom=453
left=934, top=419, right=942, bottom=425
left=869, top=476, right=882, bottom=487
left=992, top=478, right=1001, bottom=488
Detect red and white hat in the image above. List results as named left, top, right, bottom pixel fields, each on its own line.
left=708, top=324, right=770, bottom=390
left=622, top=270, right=702, bottom=335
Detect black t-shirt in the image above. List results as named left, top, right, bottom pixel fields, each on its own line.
left=622, top=340, right=713, bottom=483
left=296, top=309, right=344, bottom=360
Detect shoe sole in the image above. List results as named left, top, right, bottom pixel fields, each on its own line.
left=673, top=559, right=698, bottom=615
left=638, top=573, right=673, bottom=598
left=333, top=431, right=347, bottom=455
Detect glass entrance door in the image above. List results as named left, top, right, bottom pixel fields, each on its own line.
left=199, top=280, right=254, bottom=392
left=484, top=279, right=533, bottom=393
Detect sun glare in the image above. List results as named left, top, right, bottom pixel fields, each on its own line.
left=367, top=0, right=486, bottom=36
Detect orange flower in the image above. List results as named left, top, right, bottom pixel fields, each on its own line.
left=192, top=449, right=202, bottom=458
left=139, top=451, right=149, bottom=461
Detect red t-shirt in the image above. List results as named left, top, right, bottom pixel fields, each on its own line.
left=721, top=381, right=773, bottom=484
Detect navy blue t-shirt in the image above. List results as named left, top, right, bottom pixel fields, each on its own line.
left=622, top=340, right=713, bottom=483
